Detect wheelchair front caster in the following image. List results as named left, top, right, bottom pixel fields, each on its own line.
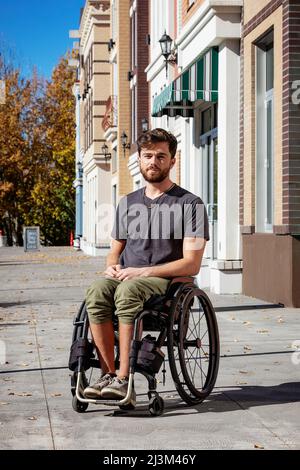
left=149, top=395, right=164, bottom=416
left=72, top=395, right=89, bottom=413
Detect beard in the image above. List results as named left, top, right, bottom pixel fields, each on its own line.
left=140, top=163, right=172, bottom=183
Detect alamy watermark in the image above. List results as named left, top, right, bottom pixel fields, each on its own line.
left=0, top=340, right=6, bottom=365
left=291, top=340, right=300, bottom=366
left=0, top=80, right=5, bottom=105
left=95, top=201, right=207, bottom=250
left=291, top=80, right=300, bottom=105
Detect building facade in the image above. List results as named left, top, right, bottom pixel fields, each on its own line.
left=73, top=0, right=300, bottom=306
left=147, top=0, right=243, bottom=294
left=102, top=0, right=132, bottom=208
left=241, top=0, right=300, bottom=306
left=77, top=1, right=112, bottom=256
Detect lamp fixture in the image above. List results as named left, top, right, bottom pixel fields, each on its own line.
left=108, top=38, right=116, bottom=52
left=77, top=160, right=83, bottom=177
left=121, top=131, right=131, bottom=158
left=141, top=117, right=149, bottom=133
left=159, top=31, right=177, bottom=78
left=101, top=143, right=111, bottom=163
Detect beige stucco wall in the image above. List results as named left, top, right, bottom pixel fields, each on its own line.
left=243, top=5, right=282, bottom=226
left=243, top=0, right=272, bottom=25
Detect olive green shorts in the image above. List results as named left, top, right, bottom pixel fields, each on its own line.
left=85, top=276, right=170, bottom=325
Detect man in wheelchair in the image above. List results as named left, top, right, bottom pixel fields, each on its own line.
left=83, top=128, right=209, bottom=406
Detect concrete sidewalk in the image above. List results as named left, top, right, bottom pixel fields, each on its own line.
left=0, top=247, right=299, bottom=450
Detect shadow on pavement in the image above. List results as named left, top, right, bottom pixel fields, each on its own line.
left=78, top=382, right=300, bottom=418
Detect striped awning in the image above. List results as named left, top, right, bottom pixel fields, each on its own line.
left=152, top=47, right=218, bottom=118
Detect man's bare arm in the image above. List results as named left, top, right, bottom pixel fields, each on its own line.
left=115, top=238, right=206, bottom=280
left=104, top=239, right=126, bottom=277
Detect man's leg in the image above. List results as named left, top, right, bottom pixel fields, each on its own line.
left=89, top=321, right=116, bottom=374
left=84, top=277, right=121, bottom=397
left=101, top=277, right=170, bottom=401
left=118, top=323, right=134, bottom=378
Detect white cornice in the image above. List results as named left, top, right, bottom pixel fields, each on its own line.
left=176, top=0, right=242, bottom=49
left=80, top=1, right=110, bottom=51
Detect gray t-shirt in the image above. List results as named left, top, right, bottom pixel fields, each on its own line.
left=111, top=184, right=209, bottom=268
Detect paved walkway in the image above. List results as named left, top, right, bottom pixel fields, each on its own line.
left=0, top=247, right=299, bottom=450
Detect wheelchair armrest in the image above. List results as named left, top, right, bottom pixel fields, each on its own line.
left=165, top=276, right=197, bottom=301
left=168, top=276, right=196, bottom=285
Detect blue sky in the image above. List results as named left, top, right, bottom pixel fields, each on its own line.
left=0, top=0, right=84, bottom=78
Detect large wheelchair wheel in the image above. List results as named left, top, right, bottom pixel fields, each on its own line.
left=167, top=286, right=219, bottom=405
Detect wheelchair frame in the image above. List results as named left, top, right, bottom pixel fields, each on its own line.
left=69, top=277, right=220, bottom=416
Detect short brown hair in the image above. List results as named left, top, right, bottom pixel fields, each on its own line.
left=137, top=128, right=177, bottom=158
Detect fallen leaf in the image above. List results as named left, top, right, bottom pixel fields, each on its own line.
left=16, top=392, right=32, bottom=397
left=254, top=443, right=264, bottom=449
left=243, top=345, right=252, bottom=351
left=277, top=317, right=285, bottom=323
left=243, top=321, right=251, bottom=325
left=27, top=416, right=37, bottom=420
left=257, top=329, right=269, bottom=333
left=50, top=393, right=62, bottom=397
left=0, top=402, right=9, bottom=405
left=8, top=392, right=14, bottom=396
left=239, top=370, right=248, bottom=374
left=230, top=317, right=236, bottom=321
left=236, top=381, right=247, bottom=385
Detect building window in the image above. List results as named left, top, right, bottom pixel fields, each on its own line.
left=255, top=29, right=274, bottom=232
left=200, top=105, right=218, bottom=223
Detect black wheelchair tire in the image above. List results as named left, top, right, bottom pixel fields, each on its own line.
left=167, top=286, right=220, bottom=405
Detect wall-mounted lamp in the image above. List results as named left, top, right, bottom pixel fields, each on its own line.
left=101, top=143, right=111, bottom=163
left=127, top=70, right=134, bottom=81
left=159, top=31, right=177, bottom=78
left=141, top=117, right=149, bottom=133
left=77, top=160, right=83, bottom=177
left=121, top=131, right=131, bottom=158
left=108, top=38, right=116, bottom=52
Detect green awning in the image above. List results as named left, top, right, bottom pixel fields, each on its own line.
left=152, top=47, right=218, bottom=118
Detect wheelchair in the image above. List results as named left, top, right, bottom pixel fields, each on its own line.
left=69, top=276, right=220, bottom=416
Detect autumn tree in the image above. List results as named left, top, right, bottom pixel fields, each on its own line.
left=0, top=53, right=76, bottom=246
left=0, top=54, right=42, bottom=245
left=25, top=58, right=76, bottom=245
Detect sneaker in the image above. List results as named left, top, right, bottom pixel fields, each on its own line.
left=83, top=373, right=116, bottom=399
left=101, top=376, right=136, bottom=406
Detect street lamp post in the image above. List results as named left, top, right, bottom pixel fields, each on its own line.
left=159, top=31, right=177, bottom=78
